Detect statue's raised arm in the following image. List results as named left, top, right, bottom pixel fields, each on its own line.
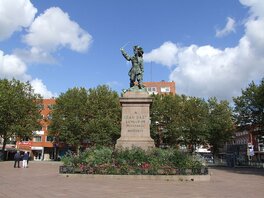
left=120, top=48, right=131, bottom=61
left=120, top=45, right=144, bottom=89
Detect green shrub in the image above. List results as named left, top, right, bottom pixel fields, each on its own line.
left=61, top=146, right=205, bottom=175
left=86, top=146, right=113, bottom=167
left=61, top=152, right=82, bottom=167
left=114, top=147, right=149, bottom=167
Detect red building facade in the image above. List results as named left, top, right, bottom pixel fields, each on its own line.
left=143, top=81, right=176, bottom=95
left=17, top=98, right=56, bottom=160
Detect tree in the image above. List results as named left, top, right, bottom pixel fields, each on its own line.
left=257, top=79, right=264, bottom=141
left=0, top=79, right=42, bottom=158
left=50, top=85, right=121, bottom=153
left=49, top=87, right=89, bottom=155
left=207, top=97, right=234, bottom=157
left=233, top=79, right=264, bottom=142
left=179, top=96, right=209, bottom=153
left=233, top=81, right=259, bottom=127
left=85, top=85, right=121, bottom=146
left=150, top=94, right=182, bottom=147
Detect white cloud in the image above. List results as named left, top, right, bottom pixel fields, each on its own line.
left=144, top=41, right=178, bottom=68
left=0, top=0, right=37, bottom=41
left=0, top=3, right=93, bottom=99
left=216, top=17, right=236, bottom=38
left=30, top=78, right=54, bottom=98
left=0, top=50, right=30, bottom=81
left=240, top=0, right=264, bottom=18
left=23, top=7, right=92, bottom=54
left=145, top=0, right=264, bottom=101
left=0, top=50, right=56, bottom=98
left=13, top=48, right=57, bottom=64
left=244, top=18, right=264, bottom=56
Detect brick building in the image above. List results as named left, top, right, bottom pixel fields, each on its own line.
left=226, top=126, right=264, bottom=165
left=143, top=81, right=176, bottom=95
left=17, top=98, right=56, bottom=160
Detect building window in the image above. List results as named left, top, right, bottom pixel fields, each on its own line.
left=33, top=130, right=44, bottom=135
left=46, top=136, right=53, bottom=142
left=48, top=104, right=55, bottom=110
left=6, top=137, right=16, bottom=144
left=47, top=114, right=52, bottom=120
left=33, top=136, right=42, bottom=142
left=21, top=137, right=30, bottom=141
left=147, top=87, right=157, bottom=92
left=161, top=87, right=170, bottom=93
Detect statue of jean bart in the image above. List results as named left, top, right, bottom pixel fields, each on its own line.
left=120, top=45, right=144, bottom=89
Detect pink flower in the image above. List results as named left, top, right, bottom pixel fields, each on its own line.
left=141, top=162, right=150, bottom=169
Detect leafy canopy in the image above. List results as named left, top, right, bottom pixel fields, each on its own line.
left=50, top=85, right=121, bottom=149
left=233, top=78, right=264, bottom=142
left=0, top=78, right=42, bottom=152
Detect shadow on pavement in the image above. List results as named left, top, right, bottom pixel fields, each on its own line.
left=210, top=166, right=264, bottom=176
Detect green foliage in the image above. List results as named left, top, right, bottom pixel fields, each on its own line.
left=233, top=79, right=264, bottom=130
left=150, top=94, right=182, bottom=147
left=113, top=147, right=149, bottom=167
left=61, top=152, right=81, bottom=167
left=207, top=97, right=234, bottom=156
left=86, top=85, right=121, bottom=146
left=151, top=94, right=210, bottom=152
left=49, top=87, right=88, bottom=152
left=85, top=146, right=113, bottom=166
left=179, top=96, right=209, bottom=152
left=50, top=85, right=121, bottom=151
left=61, top=147, right=205, bottom=175
left=151, top=94, right=234, bottom=154
left=0, top=78, right=42, bottom=153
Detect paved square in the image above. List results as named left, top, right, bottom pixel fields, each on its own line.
left=0, top=161, right=263, bottom=198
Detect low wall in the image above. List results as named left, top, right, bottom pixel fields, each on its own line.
left=59, top=165, right=210, bottom=182
left=59, top=173, right=211, bottom=182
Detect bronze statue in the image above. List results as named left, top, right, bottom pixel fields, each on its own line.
left=121, top=45, right=144, bottom=89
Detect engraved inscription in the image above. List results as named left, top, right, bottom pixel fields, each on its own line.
left=123, top=113, right=147, bottom=133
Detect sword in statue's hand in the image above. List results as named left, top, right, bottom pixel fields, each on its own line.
left=120, top=42, right=130, bottom=51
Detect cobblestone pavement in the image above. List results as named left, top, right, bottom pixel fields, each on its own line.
left=0, top=161, right=264, bottom=198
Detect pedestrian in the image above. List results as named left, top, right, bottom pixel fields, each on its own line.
left=27, top=152, right=30, bottom=165
left=22, top=151, right=29, bottom=168
left=14, top=151, right=21, bottom=168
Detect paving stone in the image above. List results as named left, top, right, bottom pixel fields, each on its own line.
left=0, top=161, right=263, bottom=198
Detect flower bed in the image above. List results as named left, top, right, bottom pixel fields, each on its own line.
left=59, top=147, right=208, bottom=175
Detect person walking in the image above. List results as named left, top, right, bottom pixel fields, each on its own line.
left=14, top=151, right=21, bottom=168
left=22, top=152, right=29, bottom=168
left=27, top=152, right=30, bottom=165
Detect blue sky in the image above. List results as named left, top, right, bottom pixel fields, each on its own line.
left=1, top=0, right=264, bottom=101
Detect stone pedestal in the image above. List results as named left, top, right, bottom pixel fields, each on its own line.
left=115, top=89, right=155, bottom=150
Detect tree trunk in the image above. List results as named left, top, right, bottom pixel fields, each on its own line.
left=1, top=137, right=7, bottom=160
